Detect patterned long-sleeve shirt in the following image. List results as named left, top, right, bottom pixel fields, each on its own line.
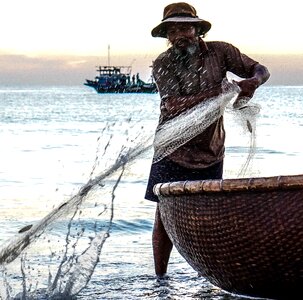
left=153, top=39, right=258, bottom=168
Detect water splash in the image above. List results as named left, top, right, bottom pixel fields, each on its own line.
left=0, top=123, right=153, bottom=299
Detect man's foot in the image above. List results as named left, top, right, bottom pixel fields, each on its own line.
left=156, top=274, right=170, bottom=282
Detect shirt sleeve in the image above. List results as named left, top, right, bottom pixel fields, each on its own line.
left=222, top=42, right=258, bottom=78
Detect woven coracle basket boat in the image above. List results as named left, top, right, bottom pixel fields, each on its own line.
left=153, top=174, right=303, bottom=300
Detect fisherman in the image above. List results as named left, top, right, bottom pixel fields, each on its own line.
left=145, top=2, right=270, bottom=277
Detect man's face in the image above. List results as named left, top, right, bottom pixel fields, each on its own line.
left=166, top=22, right=198, bottom=52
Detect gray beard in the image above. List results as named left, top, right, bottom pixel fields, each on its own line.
left=173, top=41, right=199, bottom=58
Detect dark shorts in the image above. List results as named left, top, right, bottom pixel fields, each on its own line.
left=145, top=157, right=223, bottom=202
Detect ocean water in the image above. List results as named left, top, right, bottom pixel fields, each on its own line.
left=0, top=85, right=302, bottom=299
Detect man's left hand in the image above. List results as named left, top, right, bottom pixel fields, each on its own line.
left=233, top=78, right=260, bottom=108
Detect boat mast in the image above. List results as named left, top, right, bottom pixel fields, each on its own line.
left=108, top=44, right=110, bottom=66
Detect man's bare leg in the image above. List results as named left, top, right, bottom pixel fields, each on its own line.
left=152, top=204, right=173, bottom=277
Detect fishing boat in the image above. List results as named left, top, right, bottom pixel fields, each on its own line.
left=154, top=174, right=303, bottom=300
left=84, top=65, right=157, bottom=94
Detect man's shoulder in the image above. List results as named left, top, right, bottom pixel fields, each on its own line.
left=205, top=41, right=235, bottom=51
left=155, top=51, right=167, bottom=61
left=153, top=48, right=174, bottom=67
left=154, top=48, right=173, bottom=61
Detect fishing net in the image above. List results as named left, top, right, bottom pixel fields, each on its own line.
left=227, top=102, right=260, bottom=177
left=152, top=79, right=259, bottom=177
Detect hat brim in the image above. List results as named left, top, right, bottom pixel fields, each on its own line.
left=151, top=17, right=211, bottom=38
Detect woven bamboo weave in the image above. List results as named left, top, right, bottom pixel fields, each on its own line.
left=154, top=174, right=303, bottom=300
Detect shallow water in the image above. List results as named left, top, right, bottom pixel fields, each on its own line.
left=0, top=85, right=302, bottom=299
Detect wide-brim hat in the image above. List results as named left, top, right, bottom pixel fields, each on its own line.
left=151, top=2, right=211, bottom=38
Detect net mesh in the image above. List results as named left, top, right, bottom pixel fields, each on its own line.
left=152, top=80, right=259, bottom=177
left=227, top=103, right=260, bottom=177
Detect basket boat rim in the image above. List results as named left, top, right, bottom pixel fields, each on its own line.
left=154, top=174, right=303, bottom=197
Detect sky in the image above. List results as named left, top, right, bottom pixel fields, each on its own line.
left=1, top=0, right=303, bottom=85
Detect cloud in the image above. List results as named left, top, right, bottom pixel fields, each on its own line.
left=0, top=54, right=94, bottom=85
left=0, top=54, right=156, bottom=86
left=1, top=53, right=303, bottom=86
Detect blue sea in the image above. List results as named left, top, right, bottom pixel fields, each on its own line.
left=0, top=85, right=302, bottom=299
